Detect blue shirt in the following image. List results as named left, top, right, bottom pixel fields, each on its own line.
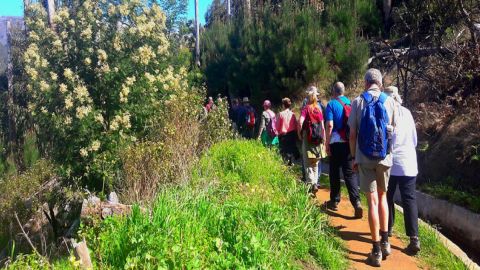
left=325, top=96, right=350, bottom=131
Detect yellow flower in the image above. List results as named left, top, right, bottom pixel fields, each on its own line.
left=53, top=39, right=62, bottom=50
left=74, top=85, right=89, bottom=101
left=125, top=76, right=136, bottom=86
left=65, top=96, right=74, bottom=109
left=84, top=57, right=92, bottom=65
left=50, top=72, right=58, bottom=81
left=64, top=68, right=74, bottom=80
left=76, top=105, right=92, bottom=119
left=65, top=116, right=72, bottom=125
left=90, top=140, right=101, bottom=152
left=113, top=36, right=122, bottom=52
left=97, top=49, right=108, bottom=62
left=145, top=72, right=156, bottom=84
left=80, top=148, right=88, bottom=157
left=59, top=83, right=68, bottom=93
left=25, top=67, right=38, bottom=80
left=40, top=106, right=47, bottom=114
left=29, top=31, right=40, bottom=41
left=39, top=80, right=49, bottom=92
left=81, top=26, right=92, bottom=39
left=94, top=114, right=104, bottom=123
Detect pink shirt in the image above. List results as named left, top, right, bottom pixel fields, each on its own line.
left=276, top=109, right=297, bottom=135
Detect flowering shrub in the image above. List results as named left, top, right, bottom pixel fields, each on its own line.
left=23, top=0, right=194, bottom=190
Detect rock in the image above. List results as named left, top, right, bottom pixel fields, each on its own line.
left=101, top=208, right=113, bottom=218
left=108, top=192, right=119, bottom=204
left=87, top=195, right=100, bottom=205
left=72, top=239, right=93, bottom=270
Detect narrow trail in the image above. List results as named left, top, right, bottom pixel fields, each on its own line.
left=315, top=187, right=422, bottom=270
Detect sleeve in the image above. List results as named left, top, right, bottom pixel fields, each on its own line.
left=325, top=103, right=334, bottom=121
left=348, top=99, right=358, bottom=130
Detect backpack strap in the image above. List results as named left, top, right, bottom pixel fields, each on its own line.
left=361, top=92, right=373, bottom=104
left=335, top=97, right=349, bottom=109
left=378, top=92, right=388, bottom=104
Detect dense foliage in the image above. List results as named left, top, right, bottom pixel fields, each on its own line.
left=23, top=0, right=198, bottom=190
left=81, top=141, right=347, bottom=269
left=201, top=0, right=381, bottom=105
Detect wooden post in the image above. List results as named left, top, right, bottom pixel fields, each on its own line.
left=194, top=0, right=200, bottom=67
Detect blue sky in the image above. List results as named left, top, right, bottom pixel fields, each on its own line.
left=0, top=0, right=212, bottom=24
left=0, top=0, right=24, bottom=17
left=188, top=0, right=212, bottom=25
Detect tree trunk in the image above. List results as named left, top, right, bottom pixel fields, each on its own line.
left=245, top=0, right=251, bottom=19
left=383, top=0, right=392, bottom=38
left=6, top=21, right=17, bottom=157
left=194, top=0, right=200, bottom=67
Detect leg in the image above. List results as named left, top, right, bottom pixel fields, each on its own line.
left=329, top=143, right=341, bottom=204
left=339, top=143, right=360, bottom=207
left=399, top=176, right=419, bottom=237
left=366, top=190, right=381, bottom=241
left=387, top=176, right=399, bottom=234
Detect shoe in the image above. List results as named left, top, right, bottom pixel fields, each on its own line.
left=325, top=200, right=338, bottom=211
left=354, top=203, right=363, bottom=219
left=406, top=237, right=421, bottom=255
left=381, top=241, right=391, bottom=259
left=366, top=249, right=382, bottom=267
left=388, top=229, right=393, bottom=237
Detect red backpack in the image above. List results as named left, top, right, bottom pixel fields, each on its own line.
left=246, top=107, right=256, bottom=128
left=335, top=97, right=351, bottom=141
left=304, top=105, right=324, bottom=145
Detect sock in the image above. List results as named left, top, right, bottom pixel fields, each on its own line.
left=372, top=241, right=381, bottom=253
left=380, top=231, right=389, bottom=243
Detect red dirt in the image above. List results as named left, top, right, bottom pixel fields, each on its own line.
left=315, top=187, right=422, bottom=270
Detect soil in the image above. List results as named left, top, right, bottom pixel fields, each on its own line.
left=315, top=187, right=422, bottom=270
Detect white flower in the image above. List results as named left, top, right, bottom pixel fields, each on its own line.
left=65, top=96, right=74, bottom=109
left=84, top=57, right=92, bottom=65
left=94, top=114, right=104, bottom=123
left=50, top=72, right=58, bottom=81
left=145, top=72, right=156, bottom=84
left=74, top=85, right=89, bottom=101
left=75, top=105, right=92, bottom=119
left=80, top=148, right=88, bottom=157
left=59, top=83, right=68, bottom=93
left=39, top=81, right=49, bottom=92
left=125, top=76, right=136, bottom=86
left=97, top=49, right=108, bottom=62
left=81, top=26, right=92, bottom=39
left=64, top=68, right=74, bottom=80
left=65, top=116, right=72, bottom=125
left=90, top=140, right=101, bottom=152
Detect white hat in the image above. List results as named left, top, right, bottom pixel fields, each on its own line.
left=242, top=97, right=250, bottom=103
left=384, top=86, right=402, bottom=104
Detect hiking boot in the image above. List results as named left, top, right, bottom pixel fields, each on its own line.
left=406, top=237, right=421, bottom=255
left=354, top=203, right=363, bottom=219
left=381, top=241, right=391, bottom=259
left=366, top=250, right=382, bottom=267
left=324, top=200, right=338, bottom=211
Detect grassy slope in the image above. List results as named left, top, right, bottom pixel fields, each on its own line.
left=78, top=141, right=348, bottom=269
left=322, top=175, right=468, bottom=270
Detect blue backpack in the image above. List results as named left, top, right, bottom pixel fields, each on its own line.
left=358, top=92, right=390, bottom=160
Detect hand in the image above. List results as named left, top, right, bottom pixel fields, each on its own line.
left=352, top=162, right=358, bottom=173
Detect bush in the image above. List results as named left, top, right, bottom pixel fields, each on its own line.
left=23, top=1, right=195, bottom=190
left=119, top=95, right=234, bottom=204
left=83, top=140, right=347, bottom=269
left=0, top=160, right=56, bottom=250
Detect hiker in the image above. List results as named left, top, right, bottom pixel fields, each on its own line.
left=238, top=97, right=256, bottom=139
left=258, top=100, right=279, bottom=147
left=298, top=89, right=326, bottom=194
left=348, top=68, right=396, bottom=267
left=324, top=82, right=363, bottom=219
left=205, top=97, right=214, bottom=113
left=384, top=86, right=420, bottom=255
left=300, top=86, right=325, bottom=183
left=277, top=98, right=300, bottom=165
left=229, top=98, right=241, bottom=131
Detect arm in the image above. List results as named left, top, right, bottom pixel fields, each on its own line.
left=298, top=115, right=305, bottom=140
left=258, top=112, right=266, bottom=139
left=321, top=120, right=326, bottom=146
left=325, top=121, right=333, bottom=155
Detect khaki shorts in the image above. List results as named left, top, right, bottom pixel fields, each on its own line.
left=358, top=163, right=391, bottom=192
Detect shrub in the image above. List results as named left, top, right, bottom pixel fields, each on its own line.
left=83, top=140, right=347, bottom=269
left=23, top=0, right=193, bottom=190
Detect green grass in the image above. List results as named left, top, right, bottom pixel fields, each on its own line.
left=78, top=140, right=348, bottom=269
left=319, top=175, right=467, bottom=270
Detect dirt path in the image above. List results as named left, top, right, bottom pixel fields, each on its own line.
left=315, top=187, right=421, bottom=270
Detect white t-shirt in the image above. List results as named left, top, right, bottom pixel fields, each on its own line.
left=391, top=106, right=418, bottom=176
